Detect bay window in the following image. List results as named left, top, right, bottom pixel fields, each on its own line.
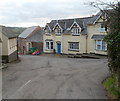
left=96, top=40, right=107, bottom=51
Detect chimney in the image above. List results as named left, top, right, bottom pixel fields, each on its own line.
left=74, top=18, right=76, bottom=22
left=65, top=22, right=66, bottom=29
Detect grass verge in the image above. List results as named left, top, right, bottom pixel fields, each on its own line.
left=103, top=75, right=120, bottom=99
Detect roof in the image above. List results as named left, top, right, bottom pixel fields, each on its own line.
left=47, top=23, right=55, bottom=30
left=0, top=25, right=17, bottom=38
left=91, top=35, right=106, bottom=40
left=87, top=11, right=103, bottom=24
left=44, top=11, right=104, bottom=35
left=26, top=28, right=43, bottom=42
left=19, top=26, right=39, bottom=38
left=44, top=16, right=98, bottom=35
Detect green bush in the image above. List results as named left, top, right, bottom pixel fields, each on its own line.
left=104, top=76, right=120, bottom=99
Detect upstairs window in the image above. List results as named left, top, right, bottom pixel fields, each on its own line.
left=96, top=40, right=107, bottom=51
left=72, top=28, right=80, bottom=35
left=55, top=28, right=62, bottom=35
left=100, top=23, right=107, bottom=32
left=45, top=29, right=50, bottom=34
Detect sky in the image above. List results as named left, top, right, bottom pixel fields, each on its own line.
left=0, top=0, right=117, bottom=27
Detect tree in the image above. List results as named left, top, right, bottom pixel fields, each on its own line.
left=105, top=2, right=120, bottom=90
left=89, top=1, right=120, bottom=91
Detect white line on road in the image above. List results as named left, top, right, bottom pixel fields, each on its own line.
left=18, top=80, right=31, bottom=92
left=9, top=80, right=31, bottom=98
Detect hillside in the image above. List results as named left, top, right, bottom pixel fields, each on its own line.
left=7, top=27, right=26, bottom=36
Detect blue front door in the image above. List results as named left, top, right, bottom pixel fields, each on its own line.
left=57, top=43, right=61, bottom=54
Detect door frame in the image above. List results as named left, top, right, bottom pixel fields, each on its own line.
left=57, top=42, right=61, bottom=54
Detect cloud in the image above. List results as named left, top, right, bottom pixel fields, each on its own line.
left=0, top=0, right=115, bottom=27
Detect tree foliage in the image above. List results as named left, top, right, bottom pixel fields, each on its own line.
left=89, top=1, right=120, bottom=91
left=105, top=2, right=120, bottom=74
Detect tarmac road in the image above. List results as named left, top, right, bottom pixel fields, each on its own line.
left=2, top=55, right=110, bottom=99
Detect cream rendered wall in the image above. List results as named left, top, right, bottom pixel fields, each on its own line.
left=62, top=34, right=86, bottom=54
left=43, top=33, right=87, bottom=54
left=2, top=34, right=8, bottom=55
left=44, top=18, right=108, bottom=55
left=8, top=38, right=17, bottom=55
left=87, top=19, right=107, bottom=55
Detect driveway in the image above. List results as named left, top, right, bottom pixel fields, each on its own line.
left=2, top=55, right=110, bottom=99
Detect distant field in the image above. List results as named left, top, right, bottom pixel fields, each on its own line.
left=7, top=27, right=26, bottom=36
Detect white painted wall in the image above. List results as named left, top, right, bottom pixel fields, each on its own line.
left=0, top=26, right=2, bottom=100
left=8, top=38, right=17, bottom=55
left=0, top=26, right=2, bottom=67
left=2, top=34, right=8, bottom=55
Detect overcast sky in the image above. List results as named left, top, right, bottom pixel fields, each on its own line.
left=0, top=0, right=117, bottom=27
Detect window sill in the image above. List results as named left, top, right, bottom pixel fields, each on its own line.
left=46, top=49, right=53, bottom=51
left=45, top=34, right=51, bottom=36
left=96, top=49, right=107, bottom=52
left=55, top=34, right=61, bottom=36
left=100, top=31, right=107, bottom=33
left=68, top=49, right=79, bottom=52
left=72, top=34, right=80, bottom=36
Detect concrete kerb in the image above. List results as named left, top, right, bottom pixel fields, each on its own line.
left=0, top=64, right=8, bottom=70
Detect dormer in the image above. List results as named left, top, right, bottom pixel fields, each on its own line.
left=44, top=24, right=51, bottom=35
left=70, top=19, right=82, bottom=35
left=53, top=23, right=63, bottom=35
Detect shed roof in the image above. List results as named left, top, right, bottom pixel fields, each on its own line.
left=19, top=26, right=39, bottom=38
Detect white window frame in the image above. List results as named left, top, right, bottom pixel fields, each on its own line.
left=100, top=23, right=107, bottom=32
left=55, top=28, right=62, bottom=35
left=45, top=29, right=51, bottom=35
left=96, top=40, right=107, bottom=51
left=44, top=24, right=51, bottom=34
left=69, top=42, right=79, bottom=51
left=72, top=28, right=80, bottom=35
left=46, top=41, right=53, bottom=50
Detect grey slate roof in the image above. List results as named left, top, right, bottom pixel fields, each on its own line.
left=19, top=26, right=38, bottom=38
left=91, top=35, right=106, bottom=40
left=45, top=11, right=102, bottom=35
left=26, top=28, right=43, bottom=42
left=87, top=11, right=102, bottom=24
left=47, top=14, right=99, bottom=34
left=0, top=25, right=17, bottom=38
left=47, top=23, right=55, bottom=30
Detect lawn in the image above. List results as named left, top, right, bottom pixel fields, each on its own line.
left=103, top=75, right=120, bottom=99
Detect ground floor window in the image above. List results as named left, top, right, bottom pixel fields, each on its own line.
left=96, top=40, right=107, bottom=51
left=69, top=42, right=79, bottom=51
left=46, top=41, right=53, bottom=50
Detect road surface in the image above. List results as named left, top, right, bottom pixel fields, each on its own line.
left=2, top=55, right=110, bottom=99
